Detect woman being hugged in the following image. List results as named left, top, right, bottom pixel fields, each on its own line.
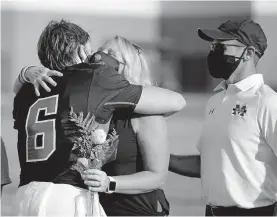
left=81, top=36, right=170, bottom=216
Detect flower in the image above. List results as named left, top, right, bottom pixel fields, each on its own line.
left=91, top=129, right=107, bottom=144
left=77, top=157, right=89, bottom=168
left=59, top=108, right=119, bottom=216
left=62, top=108, right=119, bottom=170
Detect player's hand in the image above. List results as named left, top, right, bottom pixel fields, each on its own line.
left=82, top=169, right=110, bottom=193
left=26, top=66, right=63, bottom=96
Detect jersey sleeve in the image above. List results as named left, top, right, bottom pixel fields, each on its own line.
left=89, top=66, right=142, bottom=124
left=103, top=84, right=142, bottom=109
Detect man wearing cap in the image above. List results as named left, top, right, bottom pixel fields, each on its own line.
left=169, top=19, right=277, bottom=216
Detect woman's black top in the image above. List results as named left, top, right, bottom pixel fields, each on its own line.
left=100, top=110, right=169, bottom=216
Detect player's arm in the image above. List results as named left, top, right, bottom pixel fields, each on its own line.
left=169, top=154, right=201, bottom=178
left=135, top=86, right=185, bottom=115
left=17, top=65, right=186, bottom=115
left=98, top=67, right=186, bottom=116
left=13, top=66, right=63, bottom=96
left=92, top=51, right=186, bottom=115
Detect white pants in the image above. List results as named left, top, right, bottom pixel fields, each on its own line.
left=12, top=181, right=106, bottom=216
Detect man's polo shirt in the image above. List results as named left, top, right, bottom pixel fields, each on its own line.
left=197, top=74, right=277, bottom=208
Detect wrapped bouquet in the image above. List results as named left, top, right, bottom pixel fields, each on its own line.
left=62, top=107, right=119, bottom=217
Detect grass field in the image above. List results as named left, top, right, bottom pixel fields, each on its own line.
left=1, top=92, right=212, bottom=216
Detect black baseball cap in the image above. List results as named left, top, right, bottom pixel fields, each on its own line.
left=198, top=19, right=267, bottom=57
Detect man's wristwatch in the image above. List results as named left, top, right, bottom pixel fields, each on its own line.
left=106, top=176, right=116, bottom=194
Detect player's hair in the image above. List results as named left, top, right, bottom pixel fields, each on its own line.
left=111, top=35, right=154, bottom=86
left=37, top=19, right=90, bottom=71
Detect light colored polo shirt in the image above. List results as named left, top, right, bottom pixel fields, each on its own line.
left=197, top=74, right=277, bottom=208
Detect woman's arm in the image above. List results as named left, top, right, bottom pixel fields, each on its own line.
left=14, top=77, right=24, bottom=95
left=13, top=66, right=32, bottom=94
left=169, top=154, right=201, bottom=178
left=16, top=65, right=186, bottom=115
left=113, top=116, right=169, bottom=194
left=13, top=66, right=63, bottom=96
left=13, top=46, right=88, bottom=95
left=82, top=116, right=169, bottom=194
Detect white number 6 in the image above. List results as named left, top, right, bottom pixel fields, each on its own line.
left=25, top=95, right=59, bottom=162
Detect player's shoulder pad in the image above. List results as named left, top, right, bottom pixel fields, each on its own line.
left=63, top=63, right=105, bottom=74
left=94, top=64, right=117, bottom=76
left=94, top=65, right=129, bottom=89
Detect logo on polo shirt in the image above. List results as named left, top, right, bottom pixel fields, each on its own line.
left=232, top=104, right=247, bottom=117
left=209, top=109, right=215, bottom=114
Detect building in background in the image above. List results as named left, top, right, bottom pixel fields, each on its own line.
left=159, top=1, right=277, bottom=92
left=159, top=1, right=252, bottom=92
left=1, top=1, right=277, bottom=94
left=1, top=0, right=161, bottom=93
left=252, top=1, right=277, bottom=90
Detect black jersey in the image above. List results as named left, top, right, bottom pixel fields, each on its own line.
left=13, top=63, right=142, bottom=187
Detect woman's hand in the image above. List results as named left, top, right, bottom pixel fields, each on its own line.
left=82, top=169, right=110, bottom=193
left=26, top=66, right=63, bottom=96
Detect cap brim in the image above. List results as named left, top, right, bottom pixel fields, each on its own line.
left=198, top=28, right=237, bottom=41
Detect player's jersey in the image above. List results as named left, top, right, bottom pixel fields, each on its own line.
left=13, top=63, right=142, bottom=188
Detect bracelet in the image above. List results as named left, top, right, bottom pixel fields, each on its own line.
left=20, top=65, right=35, bottom=83
left=18, top=73, right=24, bottom=84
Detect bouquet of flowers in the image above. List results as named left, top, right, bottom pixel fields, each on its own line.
left=62, top=107, right=119, bottom=217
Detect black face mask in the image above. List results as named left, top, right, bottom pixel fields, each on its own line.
left=90, top=51, right=123, bottom=71
left=207, top=44, right=247, bottom=80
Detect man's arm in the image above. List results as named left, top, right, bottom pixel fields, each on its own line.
left=259, top=95, right=277, bottom=156
left=169, top=154, right=201, bottom=178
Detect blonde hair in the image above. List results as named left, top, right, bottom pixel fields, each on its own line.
left=111, top=35, right=154, bottom=86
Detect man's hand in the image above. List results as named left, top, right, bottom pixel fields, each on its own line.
left=26, top=66, right=63, bottom=96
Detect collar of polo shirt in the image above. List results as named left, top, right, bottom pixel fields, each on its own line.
left=214, top=74, right=264, bottom=92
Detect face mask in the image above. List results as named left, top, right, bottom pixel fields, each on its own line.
left=207, top=44, right=247, bottom=80
left=89, top=51, right=125, bottom=71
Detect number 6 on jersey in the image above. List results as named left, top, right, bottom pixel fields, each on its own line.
left=25, top=95, right=59, bottom=162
